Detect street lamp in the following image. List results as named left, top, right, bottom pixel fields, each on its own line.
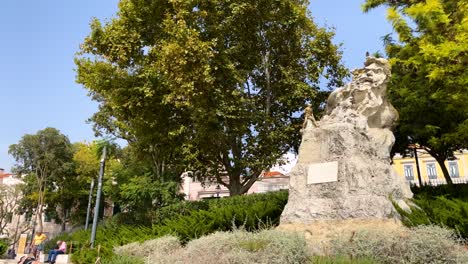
left=215, top=184, right=221, bottom=198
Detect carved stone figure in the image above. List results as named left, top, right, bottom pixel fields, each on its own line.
left=279, top=57, right=412, bottom=243
left=302, top=104, right=318, bottom=130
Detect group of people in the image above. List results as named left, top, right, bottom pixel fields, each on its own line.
left=19, top=231, right=67, bottom=264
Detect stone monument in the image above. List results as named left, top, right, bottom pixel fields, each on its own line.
left=280, top=57, right=412, bottom=238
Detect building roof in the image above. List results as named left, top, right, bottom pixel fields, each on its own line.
left=263, top=171, right=285, bottom=177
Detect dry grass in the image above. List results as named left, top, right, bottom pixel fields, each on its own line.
left=328, top=225, right=468, bottom=264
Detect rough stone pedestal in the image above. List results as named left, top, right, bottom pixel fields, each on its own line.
left=279, top=57, right=412, bottom=240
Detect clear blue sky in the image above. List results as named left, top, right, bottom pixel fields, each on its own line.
left=0, top=0, right=391, bottom=171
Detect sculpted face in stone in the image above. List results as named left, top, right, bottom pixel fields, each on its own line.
left=325, top=57, right=397, bottom=129
left=352, top=61, right=390, bottom=91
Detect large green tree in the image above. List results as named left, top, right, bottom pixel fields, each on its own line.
left=9, top=128, right=78, bottom=231
left=76, top=0, right=347, bottom=195
left=364, top=0, right=468, bottom=184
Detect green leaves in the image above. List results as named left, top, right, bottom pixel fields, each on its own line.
left=366, top=0, right=468, bottom=183
left=76, top=0, right=347, bottom=195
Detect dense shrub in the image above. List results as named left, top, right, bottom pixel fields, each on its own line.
left=395, top=184, right=468, bottom=238
left=153, top=191, right=288, bottom=242
left=115, top=229, right=310, bottom=264
left=151, top=190, right=287, bottom=226
left=54, top=191, right=288, bottom=263
left=101, top=254, right=145, bottom=264
left=411, top=184, right=468, bottom=201
left=150, top=199, right=211, bottom=225
left=329, top=225, right=468, bottom=264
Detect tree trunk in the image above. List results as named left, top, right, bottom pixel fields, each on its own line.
left=36, top=203, right=44, bottom=233
left=436, top=158, right=453, bottom=185
left=36, top=184, right=46, bottom=233
left=60, top=207, right=67, bottom=232
left=228, top=180, right=242, bottom=196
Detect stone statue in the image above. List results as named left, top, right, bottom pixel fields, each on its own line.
left=302, top=104, right=318, bottom=130
left=325, top=57, right=398, bottom=129
left=279, top=57, right=412, bottom=244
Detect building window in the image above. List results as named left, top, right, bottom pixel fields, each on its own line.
left=426, top=163, right=437, bottom=179
left=403, top=164, right=414, bottom=181
left=448, top=161, right=459, bottom=178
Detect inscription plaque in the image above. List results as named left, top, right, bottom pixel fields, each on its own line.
left=307, top=161, right=338, bottom=184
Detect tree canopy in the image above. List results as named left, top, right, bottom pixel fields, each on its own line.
left=76, top=0, right=347, bottom=195
left=364, top=0, right=468, bottom=184
left=9, top=127, right=76, bottom=231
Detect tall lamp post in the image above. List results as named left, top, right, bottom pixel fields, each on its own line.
left=90, top=146, right=106, bottom=248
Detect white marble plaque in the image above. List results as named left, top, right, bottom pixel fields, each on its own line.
left=307, top=161, right=338, bottom=184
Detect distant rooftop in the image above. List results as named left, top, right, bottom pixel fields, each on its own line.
left=263, top=171, right=285, bottom=177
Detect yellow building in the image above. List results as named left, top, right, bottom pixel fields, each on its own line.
left=393, top=150, right=468, bottom=185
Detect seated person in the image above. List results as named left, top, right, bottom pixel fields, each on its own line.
left=46, top=240, right=66, bottom=264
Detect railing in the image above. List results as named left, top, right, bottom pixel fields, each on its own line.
left=408, top=177, right=468, bottom=186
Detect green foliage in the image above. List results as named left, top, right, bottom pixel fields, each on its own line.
left=150, top=199, right=210, bottom=225
left=0, top=239, right=8, bottom=256
left=76, top=0, right=348, bottom=195
left=411, top=183, right=468, bottom=200
left=393, top=184, right=468, bottom=238
left=118, top=174, right=183, bottom=215
left=71, top=248, right=104, bottom=264
left=396, top=196, right=468, bottom=238
left=101, top=254, right=145, bottom=264
left=364, top=0, right=468, bottom=183
left=47, top=224, right=155, bottom=263
left=62, top=191, right=288, bottom=263
left=8, top=127, right=86, bottom=231
left=154, top=191, right=288, bottom=242
left=99, top=144, right=185, bottom=224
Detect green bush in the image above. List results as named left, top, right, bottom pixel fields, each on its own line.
left=154, top=191, right=288, bottom=242
left=56, top=191, right=288, bottom=263
left=411, top=183, right=468, bottom=201
left=391, top=184, right=468, bottom=238
left=151, top=190, right=288, bottom=226
left=0, top=239, right=8, bottom=256
left=329, top=225, right=468, bottom=264
left=150, top=199, right=210, bottom=225
left=101, top=254, right=145, bottom=264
